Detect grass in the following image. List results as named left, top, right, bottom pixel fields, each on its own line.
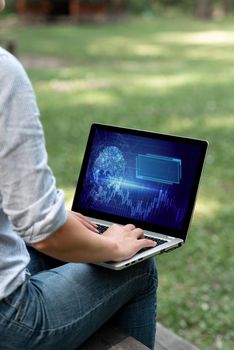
left=1, top=12, right=233, bottom=349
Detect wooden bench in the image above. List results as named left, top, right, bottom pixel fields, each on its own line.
left=79, top=323, right=199, bottom=350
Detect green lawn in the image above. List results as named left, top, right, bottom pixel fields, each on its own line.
left=1, top=13, right=233, bottom=350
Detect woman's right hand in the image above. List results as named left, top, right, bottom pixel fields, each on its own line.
left=103, top=224, right=156, bottom=262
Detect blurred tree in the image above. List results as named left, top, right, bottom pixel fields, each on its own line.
left=14, top=0, right=126, bottom=18
left=223, top=0, right=231, bottom=14
left=8, top=0, right=234, bottom=18
left=127, top=0, right=151, bottom=14
left=194, top=0, right=213, bottom=18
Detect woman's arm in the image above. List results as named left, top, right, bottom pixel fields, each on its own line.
left=33, top=211, right=156, bottom=263
left=0, top=49, right=67, bottom=243
left=0, top=50, right=156, bottom=263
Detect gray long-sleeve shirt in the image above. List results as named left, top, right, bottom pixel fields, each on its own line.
left=0, top=47, right=67, bottom=299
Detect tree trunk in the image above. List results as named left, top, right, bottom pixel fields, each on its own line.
left=194, top=0, right=213, bottom=19
left=223, top=0, right=231, bottom=14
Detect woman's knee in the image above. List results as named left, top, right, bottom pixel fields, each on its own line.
left=130, top=257, right=158, bottom=294
left=143, top=257, right=158, bottom=290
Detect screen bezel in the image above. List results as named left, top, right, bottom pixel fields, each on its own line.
left=72, top=123, right=208, bottom=240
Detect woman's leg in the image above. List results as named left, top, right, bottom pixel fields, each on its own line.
left=0, top=257, right=157, bottom=350
left=111, top=262, right=157, bottom=349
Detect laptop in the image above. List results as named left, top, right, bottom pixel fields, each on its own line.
left=72, top=123, right=208, bottom=270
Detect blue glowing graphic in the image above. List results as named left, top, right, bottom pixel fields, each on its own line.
left=92, top=146, right=126, bottom=197
left=136, top=154, right=182, bottom=185
left=78, top=129, right=201, bottom=230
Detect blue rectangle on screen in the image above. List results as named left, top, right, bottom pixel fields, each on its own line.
left=136, top=154, right=182, bottom=185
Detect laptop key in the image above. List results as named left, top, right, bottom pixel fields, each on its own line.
left=145, top=236, right=167, bottom=246
left=96, top=224, right=108, bottom=234
left=138, top=236, right=167, bottom=253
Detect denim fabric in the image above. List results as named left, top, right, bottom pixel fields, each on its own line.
left=0, top=47, right=67, bottom=299
left=0, top=247, right=158, bottom=350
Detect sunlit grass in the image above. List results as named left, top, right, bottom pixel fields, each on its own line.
left=63, top=186, right=76, bottom=208
left=2, top=14, right=234, bottom=349
left=155, top=30, right=234, bottom=45
left=204, top=115, right=234, bottom=128
left=195, top=197, right=221, bottom=219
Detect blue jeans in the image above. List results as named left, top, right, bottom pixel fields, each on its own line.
left=0, top=247, right=158, bottom=350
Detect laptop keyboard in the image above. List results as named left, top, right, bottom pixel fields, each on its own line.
left=96, top=224, right=109, bottom=234
left=96, top=224, right=167, bottom=249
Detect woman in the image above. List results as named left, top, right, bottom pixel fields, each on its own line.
left=0, top=1, right=158, bottom=349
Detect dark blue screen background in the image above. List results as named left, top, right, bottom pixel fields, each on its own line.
left=78, top=129, right=202, bottom=230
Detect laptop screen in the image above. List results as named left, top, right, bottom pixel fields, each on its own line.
left=72, top=124, right=208, bottom=240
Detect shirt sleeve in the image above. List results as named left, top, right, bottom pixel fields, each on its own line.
left=0, top=49, right=68, bottom=244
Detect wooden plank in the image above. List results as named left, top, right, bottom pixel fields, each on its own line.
left=79, top=322, right=199, bottom=350
left=155, top=323, right=199, bottom=350
left=79, top=325, right=149, bottom=350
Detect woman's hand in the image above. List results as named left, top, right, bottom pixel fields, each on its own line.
left=68, top=213, right=157, bottom=261
left=103, top=223, right=157, bottom=262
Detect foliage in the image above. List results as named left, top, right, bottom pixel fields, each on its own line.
left=127, top=0, right=152, bottom=14
left=128, top=0, right=234, bottom=14
left=3, top=0, right=15, bottom=13
left=1, top=14, right=234, bottom=349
